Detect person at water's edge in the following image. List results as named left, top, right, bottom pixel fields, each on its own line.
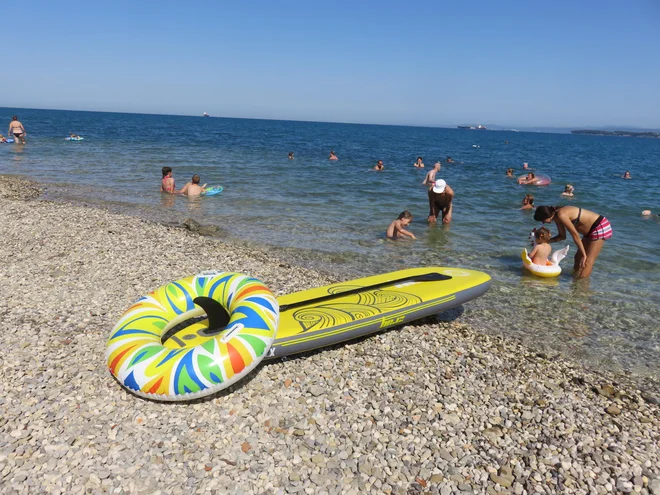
left=428, top=179, right=453, bottom=224
left=534, top=205, right=612, bottom=279
left=8, top=116, right=26, bottom=144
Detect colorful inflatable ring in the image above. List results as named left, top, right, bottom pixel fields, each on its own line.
left=521, top=245, right=570, bottom=278
left=106, top=271, right=279, bottom=401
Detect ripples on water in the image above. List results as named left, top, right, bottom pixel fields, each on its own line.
left=1, top=107, right=659, bottom=382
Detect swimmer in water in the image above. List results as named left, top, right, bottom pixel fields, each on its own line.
left=561, top=184, right=575, bottom=197
left=161, top=166, right=175, bottom=193
left=386, top=210, right=416, bottom=240
left=446, top=157, right=456, bottom=163
left=413, top=156, right=424, bottom=168
left=506, top=168, right=514, bottom=177
left=373, top=160, right=384, bottom=171
left=329, top=150, right=338, bottom=161
left=178, top=174, right=207, bottom=196
left=523, top=162, right=530, bottom=170
left=288, top=152, right=294, bottom=160
left=520, top=194, right=535, bottom=210
left=518, top=172, right=537, bottom=185
left=622, top=171, right=632, bottom=179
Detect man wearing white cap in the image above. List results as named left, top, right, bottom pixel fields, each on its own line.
left=428, top=179, right=454, bottom=224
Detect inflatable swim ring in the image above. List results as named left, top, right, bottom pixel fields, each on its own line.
left=106, top=271, right=279, bottom=401
left=521, top=231, right=570, bottom=277
left=2, top=139, right=14, bottom=144
left=65, top=136, right=84, bottom=141
left=202, top=186, right=223, bottom=196
left=518, top=173, right=551, bottom=186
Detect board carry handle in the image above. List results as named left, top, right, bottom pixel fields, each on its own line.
left=279, top=272, right=451, bottom=313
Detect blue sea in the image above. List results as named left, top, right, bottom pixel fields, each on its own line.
left=2, top=108, right=659, bottom=384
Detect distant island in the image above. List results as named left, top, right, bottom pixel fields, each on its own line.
left=572, top=129, right=660, bottom=138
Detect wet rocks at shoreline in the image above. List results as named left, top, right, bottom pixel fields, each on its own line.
left=0, top=175, right=658, bottom=494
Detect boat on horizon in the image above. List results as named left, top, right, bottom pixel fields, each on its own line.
left=457, top=124, right=487, bottom=130
left=203, top=112, right=210, bottom=118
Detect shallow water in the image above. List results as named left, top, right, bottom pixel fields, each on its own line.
left=2, top=107, right=659, bottom=382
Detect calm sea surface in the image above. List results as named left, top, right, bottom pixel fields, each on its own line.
left=2, top=108, right=659, bottom=383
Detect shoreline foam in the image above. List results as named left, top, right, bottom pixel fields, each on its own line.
left=1, top=175, right=658, bottom=494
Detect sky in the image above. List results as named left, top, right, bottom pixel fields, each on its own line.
left=2, top=1, right=660, bottom=128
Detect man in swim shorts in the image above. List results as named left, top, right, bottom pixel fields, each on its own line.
left=422, top=162, right=441, bottom=189
left=179, top=174, right=207, bottom=196
left=8, top=116, right=26, bottom=144
left=428, top=179, right=454, bottom=224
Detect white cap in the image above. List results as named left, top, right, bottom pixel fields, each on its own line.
left=432, top=179, right=447, bottom=193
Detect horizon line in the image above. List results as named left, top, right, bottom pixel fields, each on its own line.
left=1, top=105, right=658, bottom=133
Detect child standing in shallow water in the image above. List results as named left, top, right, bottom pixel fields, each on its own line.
left=529, top=227, right=552, bottom=265
left=386, top=211, right=416, bottom=239
left=161, top=166, right=175, bottom=193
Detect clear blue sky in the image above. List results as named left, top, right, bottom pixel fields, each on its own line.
left=3, top=1, right=660, bottom=128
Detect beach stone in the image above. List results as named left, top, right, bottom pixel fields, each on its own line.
left=490, top=473, right=514, bottom=488
left=606, top=405, right=621, bottom=416
left=616, top=478, right=634, bottom=493
left=649, top=479, right=660, bottom=494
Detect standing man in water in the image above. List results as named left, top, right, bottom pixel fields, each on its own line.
left=428, top=179, right=454, bottom=224
left=8, top=116, right=26, bottom=144
left=422, top=162, right=442, bottom=189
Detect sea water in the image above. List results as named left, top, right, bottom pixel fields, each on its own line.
left=1, top=108, right=658, bottom=383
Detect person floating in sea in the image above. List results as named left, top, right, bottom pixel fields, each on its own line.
left=69, top=133, right=80, bottom=139
left=561, top=184, right=575, bottom=197
left=422, top=162, right=442, bottom=189
left=622, top=171, right=632, bottom=179
left=179, top=174, right=207, bottom=196
left=8, top=115, right=26, bottom=144
left=446, top=156, right=456, bottom=163
left=329, top=150, right=338, bottom=161
left=529, top=227, right=553, bottom=266
left=428, top=179, right=454, bottom=224
left=523, top=162, right=531, bottom=170
left=288, top=152, right=294, bottom=160
left=373, top=160, right=384, bottom=171
left=518, top=173, right=538, bottom=185
left=520, top=194, right=535, bottom=210
left=161, top=166, right=176, bottom=193
left=386, top=210, right=416, bottom=240
left=413, top=156, right=424, bottom=168
left=0, top=134, right=7, bottom=143
left=506, top=168, right=514, bottom=177
left=533, top=205, right=612, bottom=279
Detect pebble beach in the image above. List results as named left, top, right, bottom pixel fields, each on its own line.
left=1, top=175, right=658, bottom=495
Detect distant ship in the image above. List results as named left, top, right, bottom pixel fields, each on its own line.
left=203, top=112, right=210, bottom=118
left=457, top=124, right=487, bottom=130
left=457, top=125, right=473, bottom=129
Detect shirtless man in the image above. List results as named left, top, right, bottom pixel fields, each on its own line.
left=8, top=116, right=26, bottom=144
left=428, top=179, right=454, bottom=224
left=373, top=160, right=384, bottom=171
left=179, top=174, right=207, bottom=196
left=422, top=162, right=442, bottom=189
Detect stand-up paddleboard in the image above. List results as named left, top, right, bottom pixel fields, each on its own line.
left=161, top=267, right=491, bottom=359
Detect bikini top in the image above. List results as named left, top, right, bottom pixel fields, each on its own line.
left=572, top=207, right=582, bottom=226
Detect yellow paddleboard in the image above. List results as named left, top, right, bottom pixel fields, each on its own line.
left=161, top=267, right=490, bottom=358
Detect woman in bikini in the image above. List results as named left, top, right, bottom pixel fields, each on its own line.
left=533, top=205, right=612, bottom=278
left=8, top=116, right=26, bottom=144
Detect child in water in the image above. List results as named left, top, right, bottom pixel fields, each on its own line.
left=179, top=174, right=207, bottom=196
left=520, top=194, right=534, bottom=210
left=529, top=227, right=552, bottom=265
left=0, top=134, right=6, bottom=143
left=161, top=166, right=175, bottom=193
left=386, top=211, right=416, bottom=240
left=561, top=184, right=575, bottom=197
